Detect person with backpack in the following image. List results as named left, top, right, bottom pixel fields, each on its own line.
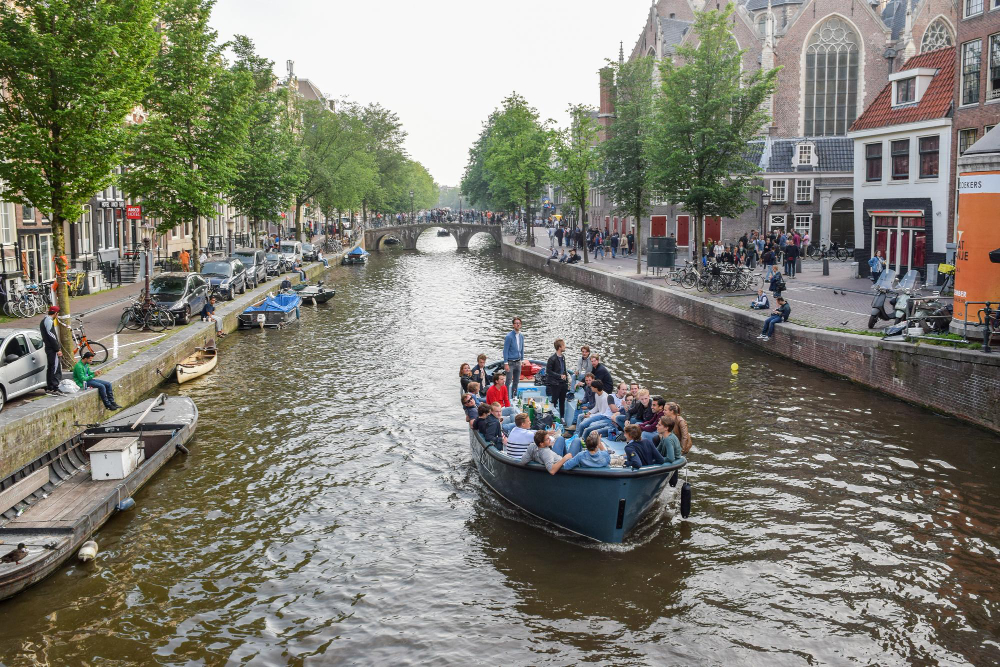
left=758, top=297, right=791, bottom=341
left=769, top=269, right=786, bottom=298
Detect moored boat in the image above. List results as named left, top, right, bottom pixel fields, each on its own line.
left=0, top=395, right=198, bottom=601
left=237, top=293, right=302, bottom=329
left=175, top=346, right=218, bottom=384
left=299, top=284, right=335, bottom=304
left=341, top=246, right=369, bottom=265
left=436, top=229, right=450, bottom=237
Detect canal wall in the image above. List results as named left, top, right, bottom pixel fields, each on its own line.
left=0, top=263, right=328, bottom=480
left=502, top=242, right=1000, bottom=434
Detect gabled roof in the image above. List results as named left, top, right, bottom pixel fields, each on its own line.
left=849, top=47, right=955, bottom=132
left=743, top=0, right=803, bottom=11
left=744, top=137, right=853, bottom=172
left=965, top=125, right=1000, bottom=155
left=659, top=17, right=692, bottom=55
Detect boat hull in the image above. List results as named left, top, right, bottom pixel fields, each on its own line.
left=467, top=431, right=679, bottom=543
left=0, top=396, right=198, bottom=601
left=176, top=349, right=217, bottom=384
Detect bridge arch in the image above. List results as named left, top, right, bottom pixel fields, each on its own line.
left=364, top=223, right=501, bottom=252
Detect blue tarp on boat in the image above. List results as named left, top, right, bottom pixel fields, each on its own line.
left=242, top=293, right=301, bottom=313
left=346, top=246, right=369, bottom=257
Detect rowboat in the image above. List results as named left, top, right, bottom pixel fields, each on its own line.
left=298, top=282, right=335, bottom=305
left=237, top=293, right=302, bottom=329
left=464, top=365, right=690, bottom=543
left=175, top=346, right=218, bottom=384
left=0, top=395, right=198, bottom=600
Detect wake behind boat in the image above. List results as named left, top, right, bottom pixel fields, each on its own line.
left=0, top=395, right=198, bottom=600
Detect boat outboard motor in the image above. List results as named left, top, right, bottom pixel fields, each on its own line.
left=868, top=269, right=899, bottom=329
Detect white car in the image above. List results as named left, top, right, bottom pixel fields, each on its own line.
left=0, top=328, right=48, bottom=411
left=279, top=241, right=302, bottom=266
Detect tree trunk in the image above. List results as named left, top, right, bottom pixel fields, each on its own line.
left=294, top=199, right=304, bottom=242
left=251, top=218, right=258, bottom=248
left=581, top=204, right=589, bottom=264
left=694, top=210, right=704, bottom=270
left=191, top=214, right=201, bottom=273
left=635, top=210, right=642, bottom=275
left=50, top=211, right=73, bottom=366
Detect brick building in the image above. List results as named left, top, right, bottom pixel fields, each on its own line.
left=949, top=0, right=1000, bottom=243
left=593, top=0, right=958, bottom=258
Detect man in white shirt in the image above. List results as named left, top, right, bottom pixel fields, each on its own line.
left=505, top=413, right=568, bottom=460
left=574, top=380, right=616, bottom=439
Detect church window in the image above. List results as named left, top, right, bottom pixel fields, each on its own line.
left=920, top=18, right=954, bottom=53
left=803, top=17, right=860, bottom=136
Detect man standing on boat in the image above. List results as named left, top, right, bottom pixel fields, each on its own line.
left=503, top=317, right=525, bottom=399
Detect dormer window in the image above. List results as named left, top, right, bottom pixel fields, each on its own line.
left=896, top=78, right=915, bottom=104
left=797, top=143, right=813, bottom=165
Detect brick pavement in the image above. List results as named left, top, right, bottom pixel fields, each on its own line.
left=524, top=224, right=879, bottom=331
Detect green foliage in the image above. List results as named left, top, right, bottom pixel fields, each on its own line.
left=552, top=104, right=600, bottom=262
left=437, top=185, right=462, bottom=209
left=484, top=94, right=551, bottom=231
left=227, top=35, right=298, bottom=238
left=359, top=103, right=408, bottom=219
left=596, top=57, right=656, bottom=273
left=648, top=3, right=779, bottom=261
left=120, top=0, right=254, bottom=268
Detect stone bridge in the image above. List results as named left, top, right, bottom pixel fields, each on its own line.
left=364, top=223, right=502, bottom=251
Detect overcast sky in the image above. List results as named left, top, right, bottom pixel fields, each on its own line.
left=210, top=0, right=653, bottom=187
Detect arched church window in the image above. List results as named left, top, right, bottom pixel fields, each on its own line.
left=803, top=17, right=860, bottom=136
left=920, top=18, right=954, bottom=53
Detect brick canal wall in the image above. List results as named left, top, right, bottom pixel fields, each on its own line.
left=0, top=263, right=328, bottom=480
left=502, top=242, right=1000, bottom=434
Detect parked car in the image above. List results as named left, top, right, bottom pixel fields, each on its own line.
left=0, top=328, right=48, bottom=411
left=301, top=243, right=318, bottom=262
left=233, top=248, right=267, bottom=287
left=150, top=272, right=209, bottom=324
left=265, top=252, right=285, bottom=276
left=201, top=258, right=247, bottom=300
left=279, top=241, right=303, bottom=266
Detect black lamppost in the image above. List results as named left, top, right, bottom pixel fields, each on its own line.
left=226, top=218, right=235, bottom=256
left=409, top=190, right=414, bottom=224
left=140, top=221, right=154, bottom=298
left=759, top=190, right=771, bottom=235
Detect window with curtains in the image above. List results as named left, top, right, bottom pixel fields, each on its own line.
left=959, top=128, right=978, bottom=155
left=22, top=204, right=34, bottom=221
left=803, top=17, right=860, bottom=136
left=989, top=34, right=1000, bottom=101
left=962, top=40, right=982, bottom=106
left=891, top=139, right=910, bottom=180
left=770, top=179, right=787, bottom=201
left=896, top=78, right=915, bottom=104
left=918, top=136, right=939, bottom=178
left=866, top=143, right=882, bottom=181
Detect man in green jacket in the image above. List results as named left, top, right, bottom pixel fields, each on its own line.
left=73, top=352, right=121, bottom=410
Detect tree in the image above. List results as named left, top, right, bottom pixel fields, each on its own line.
left=648, top=3, right=779, bottom=263
left=553, top=104, right=600, bottom=263
left=483, top=93, right=551, bottom=246
left=461, top=111, right=516, bottom=215
left=227, top=35, right=298, bottom=248
left=121, top=0, right=253, bottom=273
left=0, top=0, right=158, bottom=354
left=597, top=56, right=656, bottom=274
left=359, top=103, right=407, bottom=224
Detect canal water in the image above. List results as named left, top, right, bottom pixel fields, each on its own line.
left=2, top=233, right=999, bottom=665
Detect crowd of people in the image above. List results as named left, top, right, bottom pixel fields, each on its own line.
left=458, top=320, right=693, bottom=474
left=543, top=221, right=636, bottom=260
left=701, top=227, right=809, bottom=280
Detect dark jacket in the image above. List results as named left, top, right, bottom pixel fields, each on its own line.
left=470, top=364, right=491, bottom=394
left=544, top=353, right=568, bottom=392
left=769, top=272, right=785, bottom=292
left=777, top=302, right=791, bottom=321
left=628, top=400, right=652, bottom=423
left=591, top=363, right=614, bottom=395
left=785, top=244, right=799, bottom=260
left=39, top=316, right=60, bottom=352
left=478, top=414, right=504, bottom=448
left=624, top=440, right=665, bottom=469
left=566, top=254, right=581, bottom=264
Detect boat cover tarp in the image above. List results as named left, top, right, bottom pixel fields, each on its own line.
left=346, top=246, right=369, bottom=257
left=243, top=293, right=301, bottom=313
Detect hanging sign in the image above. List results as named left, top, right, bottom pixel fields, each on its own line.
left=125, top=205, right=142, bottom=219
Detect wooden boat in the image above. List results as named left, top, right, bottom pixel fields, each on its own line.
left=237, top=293, right=301, bottom=329
left=0, top=395, right=198, bottom=600
left=175, top=346, right=218, bottom=384
left=298, top=282, right=335, bottom=305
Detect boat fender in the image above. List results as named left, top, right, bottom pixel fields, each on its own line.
left=669, top=469, right=679, bottom=487
left=680, top=482, right=692, bottom=519
left=176, top=443, right=190, bottom=455
left=77, top=540, right=98, bottom=562
left=116, top=497, right=135, bottom=511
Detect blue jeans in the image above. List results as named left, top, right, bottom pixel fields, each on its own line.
left=762, top=315, right=782, bottom=337
left=85, top=378, right=115, bottom=407
left=551, top=435, right=582, bottom=457
left=640, top=430, right=657, bottom=444
left=577, top=414, right=611, bottom=438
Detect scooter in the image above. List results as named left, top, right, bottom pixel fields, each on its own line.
left=868, top=269, right=899, bottom=329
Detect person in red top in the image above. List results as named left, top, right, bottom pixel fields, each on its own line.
left=486, top=372, right=518, bottom=433
left=639, top=396, right=666, bottom=444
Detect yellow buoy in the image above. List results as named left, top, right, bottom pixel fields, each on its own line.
left=731, top=363, right=739, bottom=373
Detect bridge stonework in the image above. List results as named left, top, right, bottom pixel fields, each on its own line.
left=363, top=224, right=501, bottom=251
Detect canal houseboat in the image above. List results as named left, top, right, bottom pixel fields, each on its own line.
left=0, top=395, right=198, bottom=601
left=238, top=293, right=302, bottom=329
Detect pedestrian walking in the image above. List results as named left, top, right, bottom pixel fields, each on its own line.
left=627, top=230, right=635, bottom=256
left=179, top=249, right=190, bottom=272
left=555, top=226, right=564, bottom=247
left=503, top=317, right=525, bottom=399
left=548, top=226, right=556, bottom=249
left=40, top=306, right=62, bottom=392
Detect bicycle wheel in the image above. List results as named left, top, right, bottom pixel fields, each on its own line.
left=753, top=273, right=765, bottom=291
left=836, top=248, right=849, bottom=261
left=708, top=276, right=724, bottom=295
left=145, top=307, right=172, bottom=332
left=806, top=244, right=818, bottom=259
left=117, top=311, right=132, bottom=333
left=83, top=341, right=109, bottom=365
left=695, top=274, right=708, bottom=292
left=681, top=271, right=697, bottom=289
left=16, top=300, right=33, bottom=318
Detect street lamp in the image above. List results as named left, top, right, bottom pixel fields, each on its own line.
left=226, top=218, right=235, bottom=256
left=409, top=190, right=414, bottom=224
left=759, top=190, right=771, bottom=235
left=140, top=221, right=155, bottom=299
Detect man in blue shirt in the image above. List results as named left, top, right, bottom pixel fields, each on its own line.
left=503, top=316, right=525, bottom=398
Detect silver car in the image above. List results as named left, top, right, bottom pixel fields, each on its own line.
left=0, top=328, right=48, bottom=411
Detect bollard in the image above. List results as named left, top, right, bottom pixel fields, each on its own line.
left=822, top=257, right=829, bottom=276
left=112, top=335, right=119, bottom=359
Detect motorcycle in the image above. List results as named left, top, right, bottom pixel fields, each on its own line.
left=868, top=269, right=899, bottom=329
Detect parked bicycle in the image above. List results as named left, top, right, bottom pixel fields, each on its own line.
left=59, top=315, right=109, bottom=366
left=807, top=242, right=852, bottom=261
left=117, top=294, right=174, bottom=333
left=514, top=229, right=527, bottom=246
left=665, top=261, right=700, bottom=289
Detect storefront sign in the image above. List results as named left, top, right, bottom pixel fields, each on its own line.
left=125, top=205, right=142, bottom=219
left=954, top=170, right=1000, bottom=322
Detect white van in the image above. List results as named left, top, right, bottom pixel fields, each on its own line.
left=279, top=241, right=302, bottom=266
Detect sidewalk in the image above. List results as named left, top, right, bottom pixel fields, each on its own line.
left=525, top=225, right=876, bottom=331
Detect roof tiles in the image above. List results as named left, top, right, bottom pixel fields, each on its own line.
left=849, top=47, right=955, bottom=132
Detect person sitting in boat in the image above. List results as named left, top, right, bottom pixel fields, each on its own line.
left=575, top=380, right=615, bottom=439
left=485, top=372, right=518, bottom=427
left=588, top=354, right=615, bottom=399
left=623, top=424, right=665, bottom=469
left=478, top=402, right=508, bottom=449
left=638, top=396, right=666, bottom=443
left=666, top=402, right=693, bottom=455
left=562, top=432, right=612, bottom=470
left=461, top=393, right=478, bottom=424
left=280, top=276, right=292, bottom=290
left=651, top=415, right=684, bottom=464
left=574, top=373, right=596, bottom=413
left=73, top=351, right=122, bottom=411
left=504, top=413, right=540, bottom=459
left=459, top=363, right=474, bottom=392
left=470, top=402, right=490, bottom=430
left=520, top=430, right=573, bottom=475
left=469, top=353, right=491, bottom=394
left=617, top=387, right=647, bottom=434
left=571, top=345, right=591, bottom=390
left=466, top=382, right=483, bottom=406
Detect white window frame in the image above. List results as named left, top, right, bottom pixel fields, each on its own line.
left=966, top=0, right=984, bottom=18
left=797, top=143, right=814, bottom=165
left=895, top=77, right=916, bottom=105
left=39, top=234, right=53, bottom=282
left=769, top=213, right=787, bottom=230
left=793, top=213, right=813, bottom=231
left=79, top=206, right=93, bottom=255
left=0, top=201, right=13, bottom=245
left=770, top=179, right=787, bottom=202
left=795, top=179, right=814, bottom=203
